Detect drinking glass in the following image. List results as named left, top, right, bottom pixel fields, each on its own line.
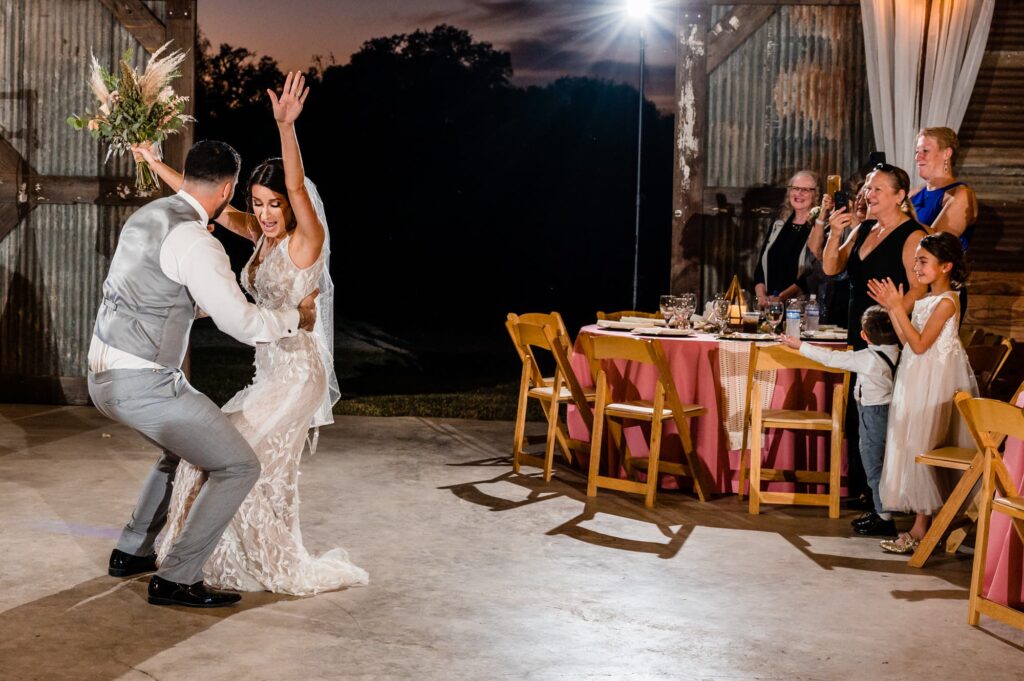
left=767, top=300, right=784, bottom=334
left=712, top=294, right=730, bottom=333
left=659, top=294, right=680, bottom=327
left=675, top=293, right=697, bottom=329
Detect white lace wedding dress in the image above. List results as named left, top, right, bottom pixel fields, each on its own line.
left=157, top=233, right=368, bottom=595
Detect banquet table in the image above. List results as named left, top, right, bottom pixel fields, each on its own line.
left=567, top=325, right=848, bottom=495
left=982, top=389, right=1024, bottom=608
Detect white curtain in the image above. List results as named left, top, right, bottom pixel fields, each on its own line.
left=860, top=0, right=995, bottom=182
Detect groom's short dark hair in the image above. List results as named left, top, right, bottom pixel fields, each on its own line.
left=184, top=140, right=241, bottom=184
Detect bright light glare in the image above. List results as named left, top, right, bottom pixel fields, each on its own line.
left=625, top=0, right=651, bottom=21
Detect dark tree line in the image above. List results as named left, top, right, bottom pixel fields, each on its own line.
left=195, top=25, right=674, bottom=345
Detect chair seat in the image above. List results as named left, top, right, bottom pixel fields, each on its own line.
left=528, top=385, right=597, bottom=401
left=605, top=400, right=707, bottom=420
left=993, top=495, right=1024, bottom=519
left=761, top=409, right=832, bottom=429
left=915, top=446, right=977, bottom=469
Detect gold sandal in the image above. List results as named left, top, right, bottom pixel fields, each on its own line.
left=880, top=532, right=920, bottom=555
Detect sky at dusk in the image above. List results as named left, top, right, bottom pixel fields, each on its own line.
left=199, top=0, right=679, bottom=110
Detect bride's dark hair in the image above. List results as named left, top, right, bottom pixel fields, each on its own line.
left=248, top=157, right=287, bottom=198
left=247, top=158, right=296, bottom=229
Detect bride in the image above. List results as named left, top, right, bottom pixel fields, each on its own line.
left=137, top=72, right=368, bottom=595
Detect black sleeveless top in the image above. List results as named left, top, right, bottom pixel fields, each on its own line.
left=846, top=218, right=926, bottom=349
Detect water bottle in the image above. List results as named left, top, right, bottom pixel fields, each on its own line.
left=805, top=294, right=820, bottom=333
left=785, top=299, right=802, bottom=338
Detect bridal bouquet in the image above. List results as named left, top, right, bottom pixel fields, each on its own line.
left=67, top=42, right=194, bottom=196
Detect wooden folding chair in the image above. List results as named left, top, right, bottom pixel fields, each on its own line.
left=740, top=344, right=850, bottom=519
left=961, top=328, right=984, bottom=347
left=989, top=339, right=1022, bottom=402
left=966, top=339, right=1012, bottom=397
left=964, top=395, right=1024, bottom=630
left=584, top=334, right=709, bottom=508
left=596, top=310, right=661, bottom=321
left=908, top=392, right=988, bottom=568
left=505, top=312, right=593, bottom=481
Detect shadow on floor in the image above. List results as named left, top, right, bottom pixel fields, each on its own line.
left=440, top=454, right=978, bottom=591
left=0, top=575, right=296, bottom=681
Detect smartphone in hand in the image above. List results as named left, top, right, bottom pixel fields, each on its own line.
left=833, top=190, right=849, bottom=213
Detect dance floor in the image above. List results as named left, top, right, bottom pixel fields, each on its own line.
left=1, top=403, right=1021, bottom=680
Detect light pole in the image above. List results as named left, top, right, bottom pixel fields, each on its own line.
left=625, top=1, right=649, bottom=309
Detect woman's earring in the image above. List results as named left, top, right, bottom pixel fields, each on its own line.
left=943, top=158, right=951, bottom=174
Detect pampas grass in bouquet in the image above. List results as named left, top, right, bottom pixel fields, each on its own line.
left=68, top=42, right=194, bottom=196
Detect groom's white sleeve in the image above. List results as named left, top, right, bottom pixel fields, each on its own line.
left=161, top=225, right=300, bottom=346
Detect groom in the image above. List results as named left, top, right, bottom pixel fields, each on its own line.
left=88, top=140, right=318, bottom=608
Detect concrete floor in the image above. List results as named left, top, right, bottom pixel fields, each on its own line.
left=1, top=403, right=1021, bottom=681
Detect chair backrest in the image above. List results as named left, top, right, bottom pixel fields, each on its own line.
left=744, top=343, right=851, bottom=427
left=750, top=343, right=850, bottom=375
left=515, top=311, right=570, bottom=342
left=506, top=313, right=562, bottom=387
left=966, top=340, right=1012, bottom=397
left=989, top=339, right=1022, bottom=402
left=585, top=334, right=688, bottom=416
left=964, top=328, right=985, bottom=346
left=957, top=392, right=1024, bottom=451
left=596, top=310, right=661, bottom=322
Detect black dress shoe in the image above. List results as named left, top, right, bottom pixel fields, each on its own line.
left=148, top=575, right=241, bottom=608
left=853, top=515, right=898, bottom=537
left=850, top=511, right=877, bottom=528
left=108, top=549, right=157, bottom=577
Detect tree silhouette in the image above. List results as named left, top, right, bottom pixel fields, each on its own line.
left=194, top=25, right=672, bottom=346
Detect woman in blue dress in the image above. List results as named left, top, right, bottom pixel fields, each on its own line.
left=911, top=126, right=978, bottom=318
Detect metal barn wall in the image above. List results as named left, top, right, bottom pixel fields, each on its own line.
left=700, top=3, right=873, bottom=302
left=0, top=0, right=171, bottom=403
left=958, top=0, right=1024, bottom=337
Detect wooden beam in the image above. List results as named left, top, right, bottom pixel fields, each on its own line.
left=707, top=6, right=778, bottom=73
left=96, top=0, right=167, bottom=53
left=671, top=7, right=707, bottom=298
left=161, top=0, right=196, bottom=178
left=27, top=175, right=149, bottom=206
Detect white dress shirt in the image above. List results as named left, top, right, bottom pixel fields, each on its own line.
left=799, top=342, right=900, bottom=406
left=88, top=190, right=299, bottom=372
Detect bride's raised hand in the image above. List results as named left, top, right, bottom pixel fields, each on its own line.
left=268, top=71, right=309, bottom=125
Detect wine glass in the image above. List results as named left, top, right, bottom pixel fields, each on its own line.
left=712, top=294, right=730, bottom=333
left=675, top=293, right=696, bottom=330
left=660, top=294, right=680, bottom=327
left=767, top=300, right=784, bottom=334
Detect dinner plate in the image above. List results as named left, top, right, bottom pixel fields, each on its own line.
left=596, top=319, right=641, bottom=330
left=802, top=330, right=847, bottom=340
left=720, top=332, right=777, bottom=341
left=619, top=316, right=667, bottom=327
left=630, top=327, right=694, bottom=337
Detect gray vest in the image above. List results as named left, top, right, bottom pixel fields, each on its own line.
left=93, top=194, right=200, bottom=369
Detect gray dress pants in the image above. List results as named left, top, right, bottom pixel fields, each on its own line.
left=88, top=367, right=260, bottom=585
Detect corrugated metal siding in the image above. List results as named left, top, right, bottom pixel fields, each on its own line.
left=0, top=0, right=166, bottom=401
left=958, top=0, right=1024, bottom=337
left=701, top=4, right=874, bottom=300
left=707, top=5, right=872, bottom=187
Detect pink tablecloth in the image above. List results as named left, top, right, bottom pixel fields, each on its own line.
left=567, top=326, right=847, bottom=495
left=982, top=391, right=1024, bottom=608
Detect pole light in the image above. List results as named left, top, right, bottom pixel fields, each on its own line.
left=624, top=1, right=649, bottom=309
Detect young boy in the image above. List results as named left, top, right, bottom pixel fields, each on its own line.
left=780, top=305, right=900, bottom=536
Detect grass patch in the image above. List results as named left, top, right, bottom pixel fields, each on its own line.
left=189, top=344, right=543, bottom=421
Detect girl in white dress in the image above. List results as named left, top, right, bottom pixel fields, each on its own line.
left=867, top=232, right=978, bottom=554
left=139, top=73, right=368, bottom=594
